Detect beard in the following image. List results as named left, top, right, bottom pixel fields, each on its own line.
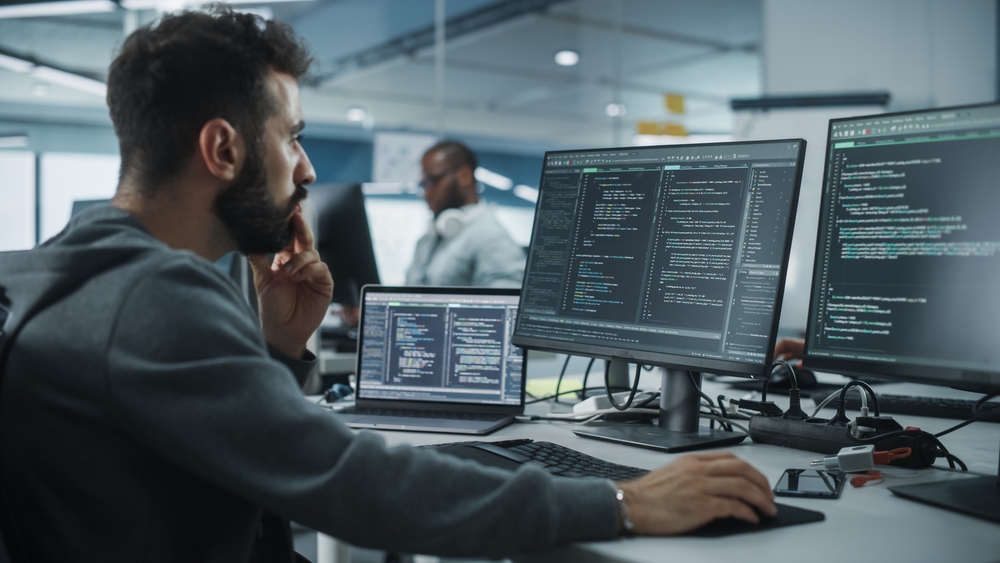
left=433, top=179, right=471, bottom=218
left=214, top=140, right=308, bottom=255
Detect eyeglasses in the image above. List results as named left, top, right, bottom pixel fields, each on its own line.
left=418, top=167, right=459, bottom=190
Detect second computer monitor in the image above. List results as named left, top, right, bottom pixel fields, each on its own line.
left=513, top=140, right=806, bottom=379
left=805, top=103, right=1000, bottom=391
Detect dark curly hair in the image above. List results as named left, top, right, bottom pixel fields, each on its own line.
left=107, top=5, right=313, bottom=190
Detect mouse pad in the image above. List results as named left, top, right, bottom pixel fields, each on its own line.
left=687, top=503, right=824, bottom=537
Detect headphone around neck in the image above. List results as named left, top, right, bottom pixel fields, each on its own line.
left=434, top=204, right=484, bottom=239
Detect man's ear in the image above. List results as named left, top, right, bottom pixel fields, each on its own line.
left=198, top=118, right=244, bottom=182
left=456, top=165, right=476, bottom=191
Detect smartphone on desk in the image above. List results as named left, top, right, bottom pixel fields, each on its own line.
left=774, top=469, right=845, bottom=499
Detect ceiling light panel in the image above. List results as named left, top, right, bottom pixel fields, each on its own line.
left=0, top=0, right=116, bottom=19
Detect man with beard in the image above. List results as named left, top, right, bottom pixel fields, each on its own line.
left=0, top=7, right=776, bottom=562
left=405, top=141, right=526, bottom=288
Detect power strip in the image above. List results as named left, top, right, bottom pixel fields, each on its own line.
left=749, top=416, right=860, bottom=454
left=748, top=415, right=937, bottom=468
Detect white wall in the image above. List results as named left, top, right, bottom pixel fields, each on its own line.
left=753, top=0, right=997, bottom=334
left=0, top=151, right=35, bottom=251
left=763, top=0, right=996, bottom=110
left=40, top=153, right=119, bottom=242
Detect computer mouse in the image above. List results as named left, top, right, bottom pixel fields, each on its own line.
left=769, top=363, right=817, bottom=389
left=687, top=503, right=824, bottom=537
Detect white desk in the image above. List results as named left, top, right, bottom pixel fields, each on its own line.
left=349, top=376, right=1000, bottom=563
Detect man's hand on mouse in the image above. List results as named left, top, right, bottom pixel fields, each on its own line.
left=615, top=451, right=776, bottom=536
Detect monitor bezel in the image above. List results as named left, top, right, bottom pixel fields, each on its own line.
left=512, top=138, right=808, bottom=379
left=802, top=101, right=1000, bottom=394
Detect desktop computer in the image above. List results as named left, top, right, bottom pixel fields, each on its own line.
left=803, top=102, right=1000, bottom=523
left=512, top=139, right=806, bottom=452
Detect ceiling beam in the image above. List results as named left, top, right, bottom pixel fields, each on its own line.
left=312, top=0, right=572, bottom=85
left=405, top=55, right=730, bottom=108
left=0, top=43, right=107, bottom=81
left=537, top=11, right=757, bottom=53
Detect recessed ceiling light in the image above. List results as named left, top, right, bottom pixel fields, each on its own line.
left=605, top=102, right=626, bottom=117
left=554, top=50, right=579, bottom=67
left=345, top=107, right=368, bottom=122
left=32, top=83, right=49, bottom=97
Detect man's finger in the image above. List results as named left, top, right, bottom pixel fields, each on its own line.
left=278, top=249, right=321, bottom=277
left=683, top=451, right=737, bottom=463
left=702, top=458, right=773, bottom=497
left=289, top=208, right=314, bottom=250
left=248, top=253, right=271, bottom=273
left=711, top=498, right=761, bottom=524
left=703, top=476, right=777, bottom=516
left=293, top=262, right=332, bottom=285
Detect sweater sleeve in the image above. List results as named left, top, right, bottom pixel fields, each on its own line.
left=268, top=345, right=316, bottom=388
left=103, top=258, right=617, bottom=557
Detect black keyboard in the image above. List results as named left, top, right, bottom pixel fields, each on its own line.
left=348, top=406, right=508, bottom=422
left=844, top=393, right=1000, bottom=421
left=423, top=439, right=649, bottom=481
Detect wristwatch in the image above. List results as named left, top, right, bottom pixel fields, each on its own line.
left=612, top=485, right=634, bottom=534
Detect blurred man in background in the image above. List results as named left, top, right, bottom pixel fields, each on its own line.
left=405, top=141, right=526, bottom=287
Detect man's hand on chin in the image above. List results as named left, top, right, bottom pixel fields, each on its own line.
left=248, top=208, right=333, bottom=359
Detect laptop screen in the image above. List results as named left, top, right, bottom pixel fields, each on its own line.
left=357, top=288, right=524, bottom=406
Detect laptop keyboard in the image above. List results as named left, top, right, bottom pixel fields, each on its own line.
left=350, top=406, right=510, bottom=422
left=423, top=439, right=649, bottom=481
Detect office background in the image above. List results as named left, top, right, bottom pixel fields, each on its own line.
left=0, top=0, right=996, bottom=334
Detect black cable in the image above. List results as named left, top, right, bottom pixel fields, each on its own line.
left=972, top=393, right=999, bottom=417
left=605, top=362, right=642, bottom=411
left=834, top=380, right=881, bottom=418
left=688, top=371, right=731, bottom=431
left=761, top=359, right=797, bottom=402
left=716, top=394, right=734, bottom=432
left=578, top=357, right=597, bottom=400
left=553, top=354, right=572, bottom=404
left=934, top=394, right=1000, bottom=438
left=525, top=385, right=631, bottom=405
left=633, top=391, right=660, bottom=410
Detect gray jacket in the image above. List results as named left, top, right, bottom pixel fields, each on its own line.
left=405, top=204, right=526, bottom=288
left=0, top=206, right=616, bottom=562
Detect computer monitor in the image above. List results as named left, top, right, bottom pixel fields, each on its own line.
left=513, top=139, right=806, bottom=452
left=309, top=183, right=380, bottom=307
left=804, top=102, right=1000, bottom=523
left=70, top=198, right=110, bottom=217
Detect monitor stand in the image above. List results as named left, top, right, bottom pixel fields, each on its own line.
left=573, top=360, right=747, bottom=453
left=888, top=437, right=1000, bottom=524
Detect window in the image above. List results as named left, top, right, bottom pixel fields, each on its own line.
left=0, top=151, right=36, bottom=251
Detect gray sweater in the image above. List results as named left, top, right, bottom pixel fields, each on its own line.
left=0, top=206, right=616, bottom=562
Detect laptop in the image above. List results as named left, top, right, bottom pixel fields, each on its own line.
left=336, top=286, right=526, bottom=434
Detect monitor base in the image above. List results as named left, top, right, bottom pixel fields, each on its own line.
left=573, top=424, right=747, bottom=454
left=889, top=476, right=1000, bottom=524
